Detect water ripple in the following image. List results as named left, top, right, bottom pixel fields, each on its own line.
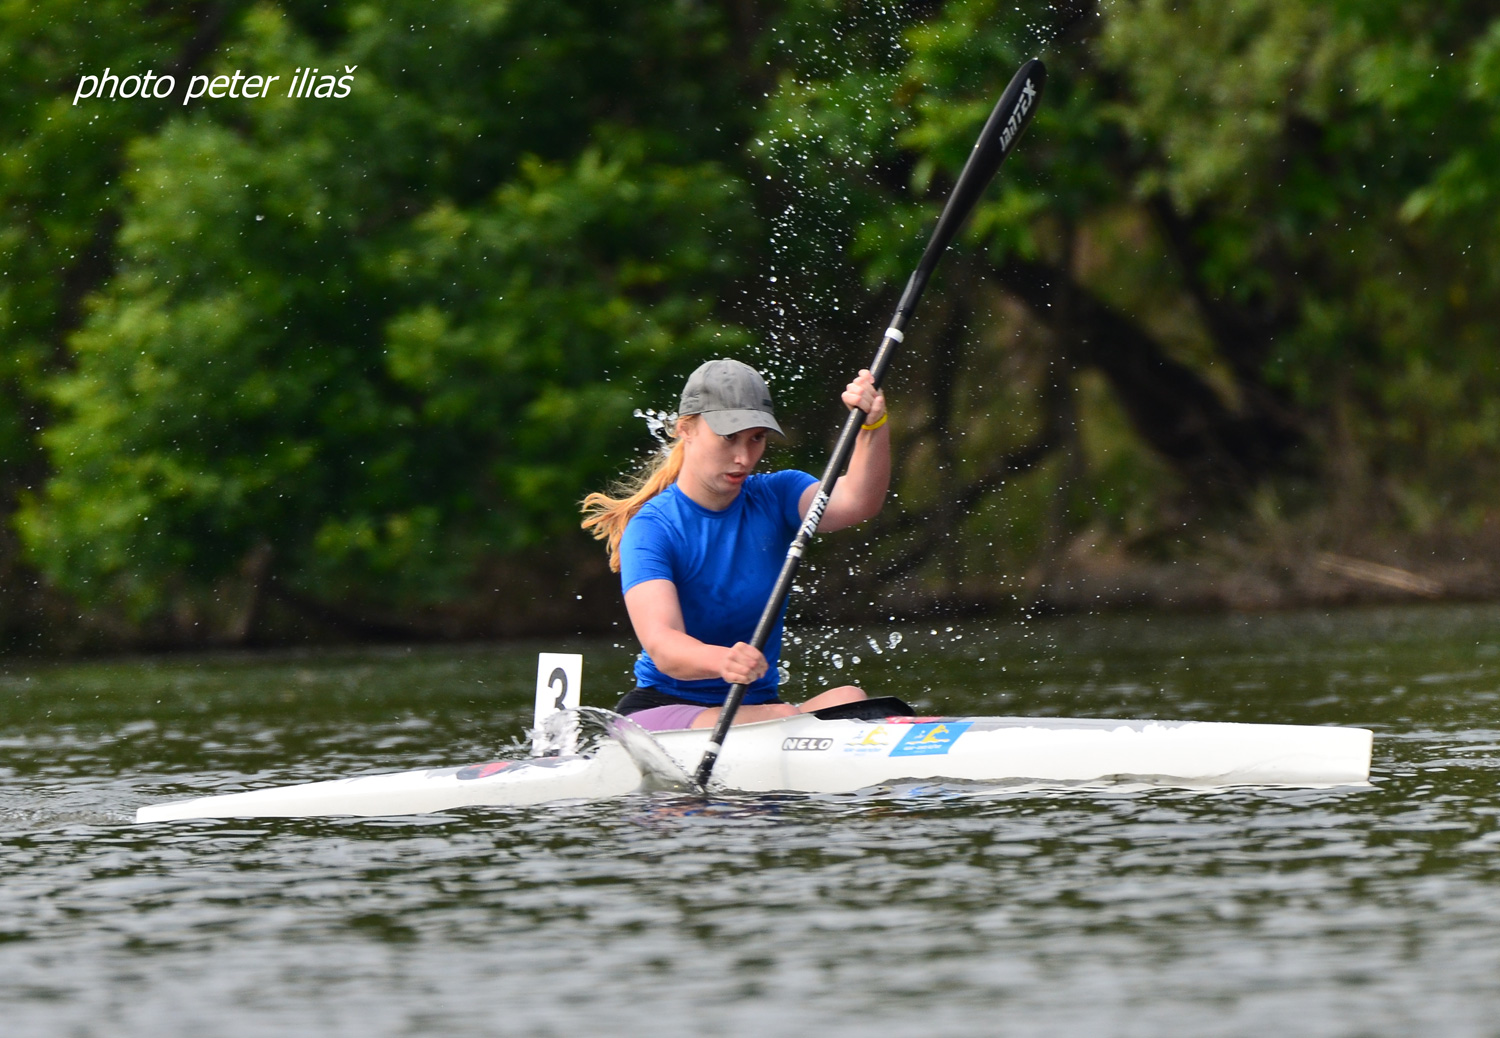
left=4, top=607, right=1500, bottom=1035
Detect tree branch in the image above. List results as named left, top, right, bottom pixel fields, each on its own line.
left=872, top=381, right=1068, bottom=586
left=993, top=253, right=1299, bottom=492
left=1144, top=192, right=1305, bottom=440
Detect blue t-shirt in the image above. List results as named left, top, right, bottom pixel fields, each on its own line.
left=619, top=469, right=818, bottom=705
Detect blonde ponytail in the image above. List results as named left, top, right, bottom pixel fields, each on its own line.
left=581, top=419, right=691, bottom=572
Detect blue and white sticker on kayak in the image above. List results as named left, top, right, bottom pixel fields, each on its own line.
left=888, top=721, right=972, bottom=757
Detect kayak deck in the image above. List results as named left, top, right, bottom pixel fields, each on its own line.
left=135, top=711, right=1373, bottom=822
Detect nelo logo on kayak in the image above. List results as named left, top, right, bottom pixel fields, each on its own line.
left=782, top=737, right=833, bottom=752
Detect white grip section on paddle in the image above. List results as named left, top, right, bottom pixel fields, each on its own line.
left=884, top=327, right=905, bottom=342
left=533, top=653, right=582, bottom=757
left=790, top=490, right=831, bottom=557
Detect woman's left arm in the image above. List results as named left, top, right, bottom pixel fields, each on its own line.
left=801, top=369, right=890, bottom=532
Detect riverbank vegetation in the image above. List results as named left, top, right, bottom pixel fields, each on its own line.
left=4, top=0, right=1499, bottom=652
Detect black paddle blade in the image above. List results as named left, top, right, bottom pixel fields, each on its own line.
left=919, top=58, right=1046, bottom=275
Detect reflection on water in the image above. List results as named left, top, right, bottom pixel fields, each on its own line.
left=4, top=605, right=1500, bottom=1036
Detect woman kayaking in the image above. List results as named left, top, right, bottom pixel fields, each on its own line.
left=582, top=358, right=890, bottom=732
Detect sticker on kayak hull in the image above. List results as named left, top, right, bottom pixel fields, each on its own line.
left=456, top=761, right=514, bottom=780
left=841, top=725, right=895, bottom=755
left=888, top=722, right=972, bottom=757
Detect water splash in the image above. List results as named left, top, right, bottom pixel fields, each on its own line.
left=633, top=408, right=678, bottom=447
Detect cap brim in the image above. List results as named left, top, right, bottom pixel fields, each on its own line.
left=698, top=409, right=785, bottom=437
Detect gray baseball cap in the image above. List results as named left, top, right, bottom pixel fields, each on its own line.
left=679, top=359, right=785, bottom=437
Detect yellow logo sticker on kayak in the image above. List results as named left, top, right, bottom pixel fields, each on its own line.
left=840, top=725, right=894, bottom=755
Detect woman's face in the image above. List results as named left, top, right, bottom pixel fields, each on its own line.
left=679, top=417, right=769, bottom=503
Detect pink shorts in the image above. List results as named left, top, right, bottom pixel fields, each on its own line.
left=625, top=704, right=708, bottom=732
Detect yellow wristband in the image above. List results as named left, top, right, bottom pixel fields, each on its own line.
left=860, top=412, right=889, bottom=431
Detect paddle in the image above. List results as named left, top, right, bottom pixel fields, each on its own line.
left=693, top=58, right=1047, bottom=790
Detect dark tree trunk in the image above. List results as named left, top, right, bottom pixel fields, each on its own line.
left=993, top=254, right=1303, bottom=495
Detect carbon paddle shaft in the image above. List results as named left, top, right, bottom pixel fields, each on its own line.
left=693, top=58, right=1047, bottom=789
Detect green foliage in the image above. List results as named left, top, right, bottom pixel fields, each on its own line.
left=12, top=0, right=756, bottom=622
left=6, top=0, right=1500, bottom=638
left=0, top=1, right=219, bottom=488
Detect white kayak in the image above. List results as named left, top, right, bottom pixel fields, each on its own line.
left=136, top=707, right=1373, bottom=823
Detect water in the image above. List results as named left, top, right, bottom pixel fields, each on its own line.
left=4, top=604, right=1500, bottom=1036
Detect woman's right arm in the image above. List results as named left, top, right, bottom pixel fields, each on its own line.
left=624, top=579, right=768, bottom=685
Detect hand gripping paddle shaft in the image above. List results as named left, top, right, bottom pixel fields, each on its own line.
left=693, top=58, right=1047, bottom=790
